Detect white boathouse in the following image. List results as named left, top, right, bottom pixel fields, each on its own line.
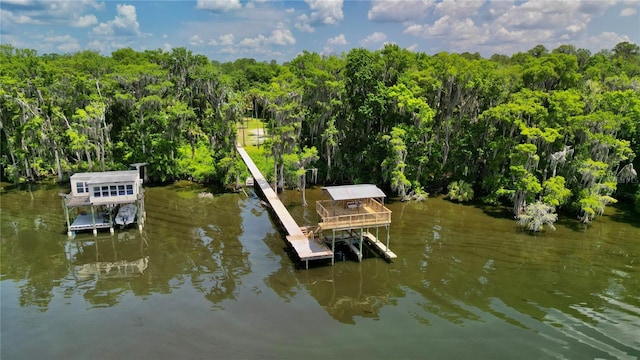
left=60, top=169, right=145, bottom=237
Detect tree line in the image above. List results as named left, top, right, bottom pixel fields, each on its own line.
left=1, top=42, right=639, bottom=222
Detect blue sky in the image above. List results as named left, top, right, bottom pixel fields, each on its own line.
left=1, top=0, right=639, bottom=62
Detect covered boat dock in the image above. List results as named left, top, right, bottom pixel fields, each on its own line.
left=60, top=169, right=146, bottom=237
left=311, top=184, right=396, bottom=261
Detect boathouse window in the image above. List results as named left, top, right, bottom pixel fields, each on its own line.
left=91, top=184, right=134, bottom=198
left=76, top=182, right=88, bottom=194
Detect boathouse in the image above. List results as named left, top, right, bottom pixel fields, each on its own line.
left=307, top=184, right=396, bottom=262
left=60, top=169, right=145, bottom=237
left=237, top=144, right=396, bottom=268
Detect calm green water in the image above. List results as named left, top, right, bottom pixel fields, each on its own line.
left=1, top=183, right=639, bottom=359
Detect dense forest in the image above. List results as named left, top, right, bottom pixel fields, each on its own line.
left=1, top=42, right=639, bottom=224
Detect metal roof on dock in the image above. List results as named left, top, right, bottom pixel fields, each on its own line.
left=322, top=184, right=386, bottom=201
left=70, top=170, right=139, bottom=184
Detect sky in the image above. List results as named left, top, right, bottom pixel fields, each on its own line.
left=1, top=0, right=639, bottom=63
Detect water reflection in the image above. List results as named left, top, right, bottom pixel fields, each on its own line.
left=302, top=262, right=403, bottom=324
left=1, top=184, right=639, bottom=358
left=65, top=232, right=149, bottom=308
left=1, top=186, right=252, bottom=311
left=67, top=233, right=149, bottom=281
left=276, top=189, right=404, bottom=324
left=279, top=189, right=640, bottom=357
left=142, top=187, right=251, bottom=307
left=386, top=197, right=640, bottom=356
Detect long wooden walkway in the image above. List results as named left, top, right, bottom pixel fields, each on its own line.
left=236, top=145, right=334, bottom=267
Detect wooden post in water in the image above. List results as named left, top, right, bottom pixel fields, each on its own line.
left=91, top=205, right=97, bottom=236
left=332, top=229, right=336, bottom=265
left=359, top=227, right=363, bottom=262
left=110, top=205, right=115, bottom=235
left=137, top=198, right=143, bottom=232
left=386, top=225, right=390, bottom=256
left=61, top=195, right=72, bottom=238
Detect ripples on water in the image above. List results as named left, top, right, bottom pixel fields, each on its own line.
left=1, top=184, right=639, bottom=359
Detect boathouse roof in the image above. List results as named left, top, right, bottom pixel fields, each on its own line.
left=322, top=184, right=386, bottom=201
left=70, top=170, right=139, bottom=184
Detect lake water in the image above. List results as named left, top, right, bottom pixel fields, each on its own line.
left=1, top=183, right=639, bottom=359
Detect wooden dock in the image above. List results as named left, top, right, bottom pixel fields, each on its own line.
left=363, top=232, right=397, bottom=259
left=236, top=146, right=334, bottom=267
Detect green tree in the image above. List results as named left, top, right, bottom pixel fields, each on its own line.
left=447, top=180, right=474, bottom=202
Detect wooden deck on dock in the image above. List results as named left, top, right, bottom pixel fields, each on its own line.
left=236, top=146, right=333, bottom=264
left=316, top=200, right=391, bottom=231
left=70, top=213, right=112, bottom=231
left=363, top=232, right=397, bottom=259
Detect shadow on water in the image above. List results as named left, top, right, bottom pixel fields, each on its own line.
left=472, top=201, right=515, bottom=220
left=554, top=217, right=592, bottom=232
left=608, top=202, right=640, bottom=228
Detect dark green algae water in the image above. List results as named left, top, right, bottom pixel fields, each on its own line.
left=1, top=182, right=639, bottom=359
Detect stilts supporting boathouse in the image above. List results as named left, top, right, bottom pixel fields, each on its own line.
left=310, top=184, right=397, bottom=262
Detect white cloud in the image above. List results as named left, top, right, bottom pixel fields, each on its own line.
left=296, top=0, right=343, bottom=32
left=196, top=0, right=242, bottom=12
left=189, top=34, right=204, bottom=46
left=493, top=0, right=612, bottom=32
left=434, top=0, right=485, bottom=19
left=422, top=15, right=487, bottom=43
left=87, top=39, right=105, bottom=52
left=368, top=0, right=434, bottom=22
left=239, top=28, right=295, bottom=48
left=270, top=28, right=295, bottom=45
left=407, top=43, right=419, bottom=52
left=208, top=34, right=234, bottom=46
left=326, top=34, right=347, bottom=46
left=1, top=0, right=104, bottom=29
left=57, top=41, right=81, bottom=53
left=1, top=0, right=34, bottom=5
left=72, top=14, right=97, bottom=27
left=92, top=4, right=143, bottom=37
left=360, top=32, right=387, bottom=46
left=402, top=0, right=622, bottom=56
left=295, top=14, right=316, bottom=33
left=219, top=47, right=238, bottom=55
left=1, top=9, right=41, bottom=25
left=219, top=33, right=235, bottom=45
left=322, top=46, right=335, bottom=56
left=620, top=7, right=637, bottom=16
left=566, top=22, right=586, bottom=33
left=306, top=0, right=343, bottom=25
left=44, top=34, right=75, bottom=42
left=574, top=31, right=633, bottom=52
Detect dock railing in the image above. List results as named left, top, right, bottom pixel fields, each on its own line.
left=316, top=199, right=391, bottom=230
